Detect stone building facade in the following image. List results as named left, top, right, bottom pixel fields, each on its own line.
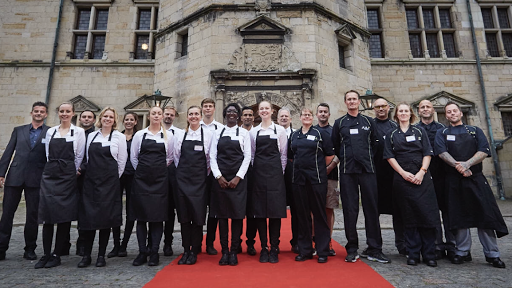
left=1, top=0, right=512, bottom=197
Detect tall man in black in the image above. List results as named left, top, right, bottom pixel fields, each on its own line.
left=368, top=98, right=404, bottom=257
left=435, top=102, right=507, bottom=268
left=331, top=90, right=390, bottom=264
left=415, top=99, right=454, bottom=260
left=0, top=102, right=49, bottom=261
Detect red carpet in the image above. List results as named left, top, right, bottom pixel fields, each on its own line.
left=145, top=217, right=393, bottom=288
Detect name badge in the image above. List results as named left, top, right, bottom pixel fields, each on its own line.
left=307, top=135, right=316, bottom=141
left=350, top=129, right=358, bottom=135
left=231, top=136, right=240, bottom=141
left=155, top=137, right=165, bottom=144
left=269, top=134, right=278, bottom=139
left=41, top=138, right=47, bottom=144
left=406, top=135, right=416, bottom=142
left=447, top=135, right=456, bottom=141
left=383, top=135, right=386, bottom=140
left=101, top=141, right=111, bottom=147
left=66, top=137, right=75, bottom=143
left=194, top=145, right=203, bottom=151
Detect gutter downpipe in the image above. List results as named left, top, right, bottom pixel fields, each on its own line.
left=45, top=0, right=65, bottom=106
left=466, top=0, right=505, bottom=200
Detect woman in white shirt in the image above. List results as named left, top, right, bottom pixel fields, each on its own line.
left=248, top=100, right=288, bottom=264
left=77, top=107, right=127, bottom=268
left=130, top=106, right=174, bottom=267
left=209, top=103, right=251, bottom=266
left=36, top=102, right=85, bottom=269
left=174, top=106, right=213, bottom=265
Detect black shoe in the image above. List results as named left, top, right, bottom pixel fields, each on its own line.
left=425, top=259, right=437, bottom=267
left=291, top=245, right=300, bottom=254
left=178, top=252, right=189, bottom=265
left=318, top=256, right=328, bottom=263
left=118, top=246, right=128, bottom=257
left=407, top=258, right=419, bottom=266
left=148, top=253, right=159, bottom=266
left=77, top=255, right=92, bottom=268
left=76, top=246, right=85, bottom=257
left=259, top=248, right=269, bottom=263
left=132, top=253, right=147, bottom=266
left=23, top=250, right=37, bottom=260
left=163, top=244, right=173, bottom=256
left=229, top=253, right=238, bottom=266
left=345, top=251, right=359, bottom=263
left=44, top=254, right=61, bottom=268
left=486, top=257, right=506, bottom=268
left=34, top=255, right=50, bottom=269
left=219, top=253, right=229, bottom=265
left=186, top=251, right=197, bottom=265
left=368, top=251, right=391, bottom=264
left=398, top=248, right=407, bottom=257
left=96, top=256, right=106, bottom=267
left=446, top=250, right=456, bottom=261
left=295, top=254, right=313, bottom=261
left=360, top=248, right=369, bottom=258
left=206, top=246, right=218, bottom=255
left=107, top=246, right=119, bottom=258
left=450, top=255, right=464, bottom=264
left=247, top=245, right=257, bottom=256
left=463, top=252, right=472, bottom=262
left=236, top=246, right=242, bottom=254
left=269, top=248, right=279, bottom=264
left=61, top=243, right=71, bottom=256
left=434, top=250, right=446, bottom=260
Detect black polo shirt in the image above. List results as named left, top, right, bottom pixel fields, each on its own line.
left=434, top=124, right=490, bottom=156
left=314, top=124, right=338, bottom=181
left=415, top=120, right=445, bottom=148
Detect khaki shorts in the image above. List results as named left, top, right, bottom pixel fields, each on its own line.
left=326, top=179, right=340, bottom=209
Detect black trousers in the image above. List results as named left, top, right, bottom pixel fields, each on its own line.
left=245, top=218, right=257, bottom=247
left=42, top=222, right=71, bottom=256
left=0, top=186, right=39, bottom=252
left=293, top=182, right=330, bottom=257
left=82, top=228, right=110, bottom=257
left=435, top=210, right=456, bottom=252
left=136, top=222, right=163, bottom=254
left=392, top=213, right=406, bottom=252
left=181, top=222, right=203, bottom=253
left=339, top=172, right=382, bottom=254
left=112, top=174, right=135, bottom=248
left=284, top=163, right=298, bottom=247
left=254, top=218, right=281, bottom=249
left=405, top=227, right=436, bottom=261
left=205, top=174, right=218, bottom=247
left=218, top=219, right=242, bottom=253
left=164, top=174, right=176, bottom=246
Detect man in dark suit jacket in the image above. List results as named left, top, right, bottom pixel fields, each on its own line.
left=0, top=102, right=49, bottom=261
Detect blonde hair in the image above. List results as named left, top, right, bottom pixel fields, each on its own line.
left=96, top=107, right=119, bottom=129
left=148, top=106, right=168, bottom=142
left=56, top=102, right=75, bottom=113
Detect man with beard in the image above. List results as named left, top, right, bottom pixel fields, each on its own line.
left=435, top=102, right=507, bottom=268
left=415, top=100, right=454, bottom=260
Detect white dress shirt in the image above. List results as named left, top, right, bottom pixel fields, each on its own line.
left=130, top=127, right=174, bottom=170
left=200, top=119, right=225, bottom=132
left=210, top=126, right=251, bottom=179
left=249, top=122, right=288, bottom=173
left=173, top=126, right=213, bottom=171
left=284, top=126, right=295, bottom=139
left=167, top=124, right=183, bottom=135
left=45, top=124, right=86, bottom=171
left=86, top=130, right=127, bottom=177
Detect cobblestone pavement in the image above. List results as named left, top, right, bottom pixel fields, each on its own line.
left=0, top=198, right=511, bottom=288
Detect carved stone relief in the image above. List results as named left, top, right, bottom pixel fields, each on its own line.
left=224, top=91, right=303, bottom=114
left=255, top=0, right=271, bottom=16
left=227, top=44, right=301, bottom=72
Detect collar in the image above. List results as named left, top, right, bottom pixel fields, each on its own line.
left=200, top=119, right=218, bottom=127
left=30, top=124, right=43, bottom=130
left=258, top=122, right=276, bottom=130
left=167, top=125, right=178, bottom=131
left=188, top=126, right=202, bottom=135
left=374, top=117, right=390, bottom=123
left=143, top=127, right=164, bottom=136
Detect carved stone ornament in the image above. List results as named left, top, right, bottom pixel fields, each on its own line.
left=255, top=0, right=271, bottom=15
left=68, top=95, right=101, bottom=112
left=227, top=44, right=301, bottom=72
left=124, top=95, right=152, bottom=111
left=225, top=91, right=303, bottom=114
left=411, top=91, right=475, bottom=112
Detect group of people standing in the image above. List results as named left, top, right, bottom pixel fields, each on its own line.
left=0, top=91, right=508, bottom=270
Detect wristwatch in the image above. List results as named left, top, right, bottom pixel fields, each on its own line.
left=420, top=167, right=427, bottom=173
left=216, top=175, right=222, bottom=180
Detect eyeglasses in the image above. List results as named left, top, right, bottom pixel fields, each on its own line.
left=374, top=105, right=388, bottom=110
left=301, top=114, right=313, bottom=117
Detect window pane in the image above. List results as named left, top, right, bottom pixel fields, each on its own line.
left=95, top=10, right=109, bottom=30
left=409, top=34, right=423, bottom=57
left=482, top=8, right=494, bottom=29
left=339, top=45, right=345, bottom=68
left=502, top=112, right=512, bottom=136
left=503, top=33, right=512, bottom=57
left=138, top=9, right=152, bottom=30
left=486, top=33, right=500, bottom=57
left=443, top=33, right=457, bottom=57
left=181, top=33, right=188, bottom=57
left=423, top=9, right=435, bottom=29
left=74, top=35, right=87, bottom=59
left=426, top=33, right=439, bottom=57
left=439, top=9, right=452, bottom=28
left=77, top=10, right=91, bottom=30
left=369, top=34, right=383, bottom=58
left=498, top=8, right=510, bottom=28
left=154, top=9, right=158, bottom=29
left=135, top=35, right=150, bottom=59
left=92, top=35, right=105, bottom=59
left=367, top=9, right=380, bottom=29
left=406, top=9, right=419, bottom=29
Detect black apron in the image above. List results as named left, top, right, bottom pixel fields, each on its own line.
left=167, top=129, right=177, bottom=212
left=210, top=128, right=247, bottom=219
left=79, top=132, right=122, bottom=230
left=175, top=128, right=208, bottom=225
left=249, top=126, right=287, bottom=219
left=391, top=129, right=440, bottom=228
left=444, top=126, right=508, bottom=237
left=130, top=132, right=169, bottom=222
left=39, top=129, right=79, bottom=224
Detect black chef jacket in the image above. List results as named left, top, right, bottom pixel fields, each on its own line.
left=314, top=124, right=338, bottom=181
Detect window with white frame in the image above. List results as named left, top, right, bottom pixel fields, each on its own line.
left=406, top=5, right=457, bottom=59
left=481, top=6, right=512, bottom=58
left=367, top=8, right=384, bottom=58
left=135, top=6, right=158, bottom=59
left=72, top=6, right=109, bottom=59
